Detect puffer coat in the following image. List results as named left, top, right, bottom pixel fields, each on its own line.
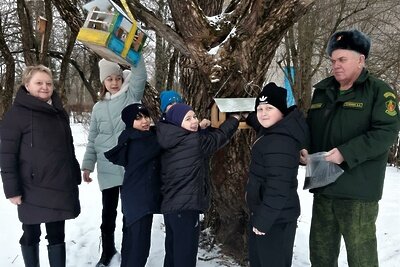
left=156, top=117, right=239, bottom=214
left=105, top=127, right=161, bottom=226
left=246, top=108, right=309, bottom=233
left=81, top=57, right=147, bottom=190
left=0, top=86, right=81, bottom=224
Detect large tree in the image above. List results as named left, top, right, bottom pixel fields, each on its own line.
left=117, top=0, right=315, bottom=262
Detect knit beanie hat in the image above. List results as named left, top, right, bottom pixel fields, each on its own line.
left=99, top=59, right=123, bottom=83
left=255, top=82, right=288, bottom=115
left=326, top=29, right=371, bottom=59
left=165, top=103, right=193, bottom=127
left=160, top=90, right=183, bottom=113
left=121, top=103, right=150, bottom=128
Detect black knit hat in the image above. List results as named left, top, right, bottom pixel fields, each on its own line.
left=255, top=82, right=288, bottom=115
left=326, top=29, right=371, bottom=59
left=121, top=103, right=150, bottom=128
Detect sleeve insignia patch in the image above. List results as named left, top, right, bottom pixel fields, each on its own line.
left=385, top=99, right=397, bottom=116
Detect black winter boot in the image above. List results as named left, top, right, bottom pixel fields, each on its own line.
left=21, top=244, right=40, bottom=267
left=96, top=234, right=117, bottom=267
left=47, top=243, right=66, bottom=267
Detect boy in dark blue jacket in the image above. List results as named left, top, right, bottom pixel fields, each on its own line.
left=156, top=103, right=240, bottom=267
left=105, top=103, right=161, bottom=267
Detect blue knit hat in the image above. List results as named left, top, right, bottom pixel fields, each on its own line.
left=165, top=103, right=193, bottom=127
left=160, top=90, right=183, bottom=113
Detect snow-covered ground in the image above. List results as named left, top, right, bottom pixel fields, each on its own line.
left=1, top=123, right=399, bottom=266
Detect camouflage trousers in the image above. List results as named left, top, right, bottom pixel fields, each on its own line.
left=309, top=194, right=379, bottom=267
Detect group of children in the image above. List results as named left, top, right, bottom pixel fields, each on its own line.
left=84, top=56, right=308, bottom=267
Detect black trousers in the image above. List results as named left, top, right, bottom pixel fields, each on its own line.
left=248, top=221, right=297, bottom=267
left=100, top=186, right=120, bottom=235
left=163, top=210, right=200, bottom=267
left=19, top=220, right=65, bottom=246
left=120, top=214, right=153, bottom=267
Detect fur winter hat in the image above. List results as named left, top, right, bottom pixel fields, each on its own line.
left=99, top=59, right=123, bottom=83
left=255, top=82, right=288, bottom=115
left=160, top=90, right=183, bottom=113
left=121, top=103, right=149, bottom=128
left=165, top=103, right=193, bottom=127
left=326, top=29, right=371, bottom=58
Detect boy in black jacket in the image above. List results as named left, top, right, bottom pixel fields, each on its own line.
left=105, top=103, right=161, bottom=267
left=246, top=83, right=309, bottom=267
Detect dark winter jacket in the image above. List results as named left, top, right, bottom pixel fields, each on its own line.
left=105, top=126, right=161, bottom=226
left=308, top=69, right=400, bottom=201
left=156, top=117, right=239, bottom=214
left=0, top=86, right=81, bottom=224
left=246, top=108, right=309, bottom=233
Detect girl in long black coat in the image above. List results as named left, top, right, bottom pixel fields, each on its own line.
left=105, top=103, right=161, bottom=267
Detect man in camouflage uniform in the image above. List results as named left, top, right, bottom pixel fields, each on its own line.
left=301, top=29, right=400, bottom=267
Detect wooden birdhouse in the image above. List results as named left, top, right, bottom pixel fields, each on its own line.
left=36, top=16, right=47, bottom=34
left=211, top=98, right=256, bottom=129
left=76, top=0, right=147, bottom=66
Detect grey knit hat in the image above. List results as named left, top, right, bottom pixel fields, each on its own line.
left=99, top=59, right=123, bottom=83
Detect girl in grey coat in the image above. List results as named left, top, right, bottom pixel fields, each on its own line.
left=81, top=57, right=147, bottom=266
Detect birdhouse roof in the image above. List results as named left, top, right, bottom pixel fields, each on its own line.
left=83, top=0, right=133, bottom=23
left=213, top=98, right=256, bottom=112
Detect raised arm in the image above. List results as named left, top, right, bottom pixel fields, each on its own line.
left=127, top=56, right=147, bottom=103
left=201, top=116, right=239, bottom=156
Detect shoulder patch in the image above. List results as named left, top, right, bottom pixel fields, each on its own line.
left=385, top=99, right=397, bottom=116
left=310, top=103, right=324, bottom=109
left=384, top=92, right=396, bottom=99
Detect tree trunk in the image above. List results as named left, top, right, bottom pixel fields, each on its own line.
left=166, top=48, right=178, bottom=89
left=58, top=29, right=78, bottom=105
left=0, top=18, right=15, bottom=119
left=39, top=0, right=53, bottom=65
left=17, top=0, right=37, bottom=65
left=158, top=0, right=314, bottom=263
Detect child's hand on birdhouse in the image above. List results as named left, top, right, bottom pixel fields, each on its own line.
left=199, top=119, right=211, bottom=129
left=230, top=113, right=241, bottom=120
left=241, top=112, right=249, bottom=119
